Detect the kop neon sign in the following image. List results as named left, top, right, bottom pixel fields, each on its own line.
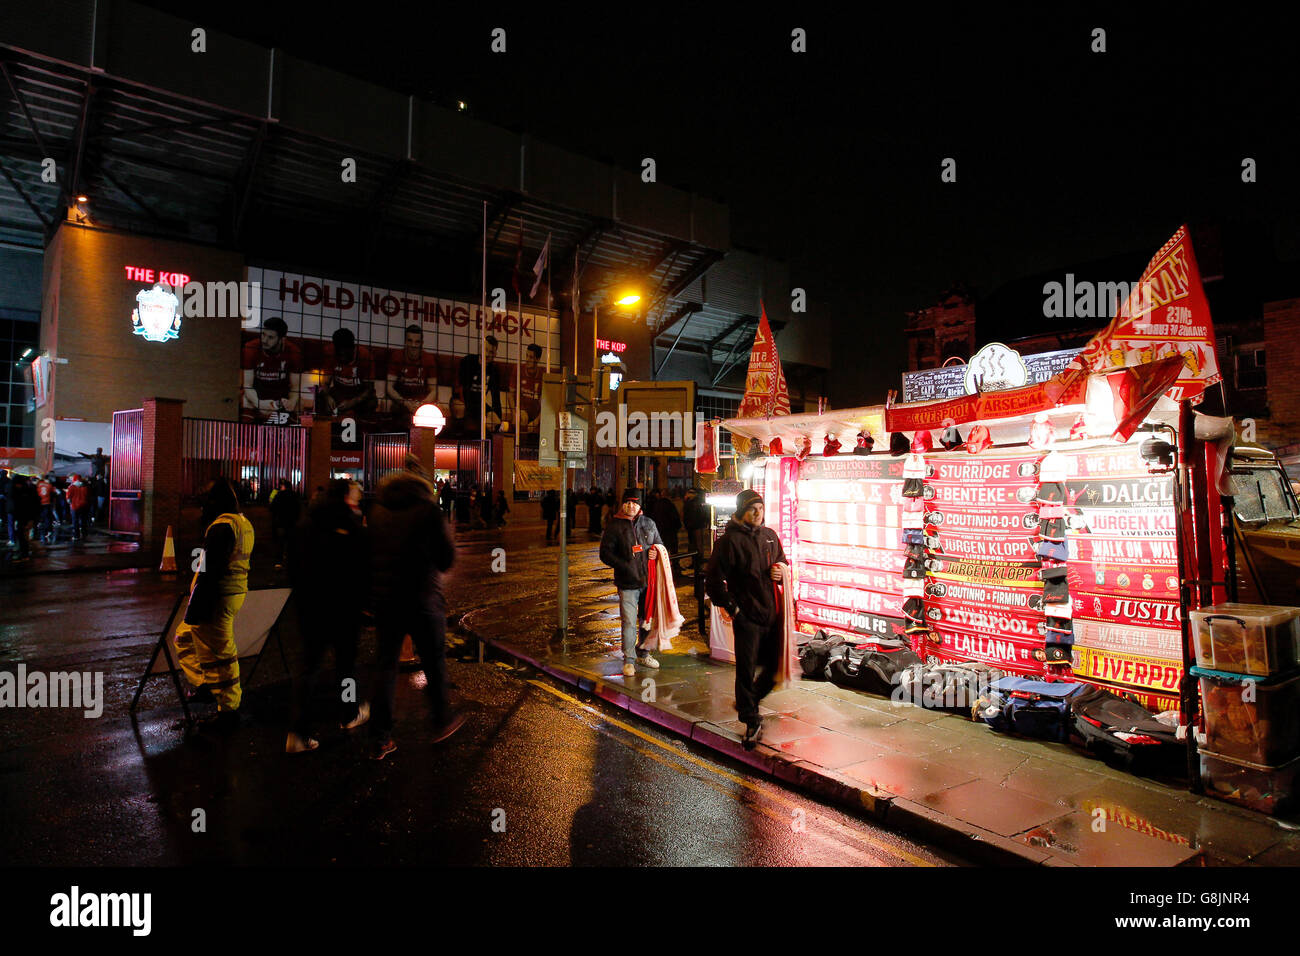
left=124, top=265, right=191, bottom=287
left=596, top=339, right=627, bottom=353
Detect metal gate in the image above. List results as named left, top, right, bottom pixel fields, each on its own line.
left=364, top=432, right=410, bottom=490
left=182, top=419, right=308, bottom=501
left=109, top=408, right=144, bottom=536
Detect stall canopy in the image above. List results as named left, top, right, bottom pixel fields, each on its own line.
left=721, top=406, right=885, bottom=451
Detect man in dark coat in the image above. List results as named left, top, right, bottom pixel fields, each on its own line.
left=683, top=486, right=710, bottom=565
left=651, top=490, right=682, bottom=555
left=586, top=487, right=603, bottom=535
left=705, top=489, right=788, bottom=749
left=285, top=479, right=370, bottom=753
left=269, top=478, right=302, bottom=569
left=599, top=488, right=664, bottom=677
left=366, top=470, right=462, bottom=758
left=541, top=489, right=560, bottom=543
left=8, top=474, right=38, bottom=561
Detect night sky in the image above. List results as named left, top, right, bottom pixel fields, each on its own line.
left=136, top=2, right=1300, bottom=403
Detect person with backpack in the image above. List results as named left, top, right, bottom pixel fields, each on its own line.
left=599, top=488, right=664, bottom=677
left=705, top=489, right=788, bottom=749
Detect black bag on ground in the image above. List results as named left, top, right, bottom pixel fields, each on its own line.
left=797, top=630, right=847, bottom=679
left=897, top=662, right=1005, bottom=713
left=1068, top=685, right=1182, bottom=770
left=825, top=639, right=923, bottom=695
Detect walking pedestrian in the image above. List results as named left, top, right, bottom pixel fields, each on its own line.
left=566, top=485, right=578, bottom=538
left=92, top=473, right=108, bottom=526
left=8, top=474, right=37, bottom=562
left=66, top=474, right=90, bottom=541
left=173, top=479, right=255, bottom=730
left=604, top=487, right=616, bottom=526
left=36, top=474, right=55, bottom=542
left=493, top=489, right=509, bottom=528
left=269, top=478, right=302, bottom=568
left=541, top=488, right=559, bottom=543
left=0, top=468, right=11, bottom=546
left=683, top=486, right=709, bottom=568
left=285, top=479, right=370, bottom=753
left=651, top=489, right=682, bottom=556
left=366, top=469, right=463, bottom=759
left=705, top=489, right=788, bottom=749
left=598, top=488, right=664, bottom=677
left=587, top=487, right=603, bottom=535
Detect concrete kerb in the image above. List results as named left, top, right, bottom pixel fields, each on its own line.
left=454, top=611, right=1053, bottom=866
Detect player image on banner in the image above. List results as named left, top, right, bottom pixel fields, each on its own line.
left=386, top=323, right=437, bottom=428
left=241, top=315, right=302, bottom=424
left=316, top=327, right=378, bottom=420
left=519, top=343, right=544, bottom=442
left=450, top=334, right=502, bottom=437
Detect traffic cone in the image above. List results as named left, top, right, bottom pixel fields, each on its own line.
left=159, top=525, right=178, bottom=573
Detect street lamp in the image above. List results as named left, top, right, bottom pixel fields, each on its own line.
left=413, top=403, right=445, bottom=434
left=593, top=285, right=642, bottom=380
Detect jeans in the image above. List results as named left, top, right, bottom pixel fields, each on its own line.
left=732, top=611, right=784, bottom=725
left=72, top=507, right=89, bottom=539
left=618, top=588, right=646, bottom=661
left=371, top=607, right=449, bottom=739
left=39, top=504, right=55, bottom=537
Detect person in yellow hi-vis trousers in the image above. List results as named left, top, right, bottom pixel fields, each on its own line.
left=173, top=478, right=255, bottom=729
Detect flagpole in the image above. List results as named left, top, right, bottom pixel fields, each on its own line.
left=516, top=213, right=523, bottom=441
left=546, top=245, right=553, bottom=373
left=481, top=200, right=487, bottom=447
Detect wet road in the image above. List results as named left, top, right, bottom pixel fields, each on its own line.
left=0, top=533, right=962, bottom=866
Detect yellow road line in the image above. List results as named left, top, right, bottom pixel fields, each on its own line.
left=526, top=678, right=936, bottom=867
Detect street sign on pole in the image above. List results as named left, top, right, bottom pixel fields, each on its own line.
left=558, top=428, right=584, bottom=453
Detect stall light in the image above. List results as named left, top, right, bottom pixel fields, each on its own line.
left=706, top=493, right=738, bottom=509
left=21, top=348, right=33, bottom=359
left=76, top=194, right=88, bottom=204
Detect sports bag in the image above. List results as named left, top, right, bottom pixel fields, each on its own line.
left=977, top=676, right=1085, bottom=741
left=797, top=630, right=847, bottom=680
left=825, top=639, right=923, bottom=695
left=1068, top=685, right=1181, bottom=770
left=897, top=661, right=1005, bottom=713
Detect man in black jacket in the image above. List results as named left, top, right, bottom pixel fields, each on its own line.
left=365, top=471, right=462, bottom=759
left=705, top=489, right=788, bottom=748
left=599, top=488, right=664, bottom=678
left=683, top=486, right=709, bottom=568
left=285, top=479, right=369, bottom=753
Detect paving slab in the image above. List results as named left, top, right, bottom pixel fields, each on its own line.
left=1018, top=810, right=1202, bottom=866
left=917, top=778, right=1070, bottom=838
left=839, top=753, right=978, bottom=802
left=776, top=729, right=903, bottom=770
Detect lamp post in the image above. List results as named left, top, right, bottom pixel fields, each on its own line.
left=591, top=289, right=641, bottom=486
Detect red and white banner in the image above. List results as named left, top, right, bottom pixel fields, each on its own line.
left=797, top=520, right=898, bottom=550
left=797, top=479, right=902, bottom=505
left=798, top=581, right=904, bottom=618
left=798, top=600, right=904, bottom=639
left=930, top=529, right=1037, bottom=562
left=694, top=421, right=718, bottom=474
left=926, top=456, right=1042, bottom=485
left=801, top=561, right=901, bottom=594
left=927, top=556, right=1042, bottom=588
left=799, top=541, right=904, bottom=573
left=1067, top=553, right=1179, bottom=599
left=799, top=499, right=902, bottom=528
left=926, top=483, right=1040, bottom=511
left=1072, top=645, right=1182, bottom=703
left=1071, top=592, right=1181, bottom=630
left=928, top=626, right=1045, bottom=673
left=1046, top=225, right=1221, bottom=411
left=799, top=456, right=905, bottom=481
left=885, top=376, right=1088, bottom=432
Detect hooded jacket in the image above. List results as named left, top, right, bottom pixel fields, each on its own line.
left=599, top=510, right=663, bottom=590
left=705, top=516, right=788, bottom=627
left=368, top=471, right=455, bottom=614
left=290, top=496, right=370, bottom=613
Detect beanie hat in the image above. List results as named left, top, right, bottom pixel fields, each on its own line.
left=911, top=430, right=933, bottom=454
left=965, top=425, right=993, bottom=454
left=621, top=488, right=641, bottom=503
left=1028, top=412, right=1055, bottom=451
left=767, top=437, right=783, bottom=456
left=736, top=489, right=763, bottom=515
left=889, top=432, right=910, bottom=456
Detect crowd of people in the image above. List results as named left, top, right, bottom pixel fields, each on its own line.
left=177, top=461, right=464, bottom=759
left=1, top=448, right=111, bottom=563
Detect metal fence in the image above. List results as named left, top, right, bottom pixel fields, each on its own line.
left=181, top=418, right=308, bottom=501
left=109, top=408, right=143, bottom=536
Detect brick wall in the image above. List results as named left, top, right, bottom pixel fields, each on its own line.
left=45, top=223, right=246, bottom=425
left=141, top=397, right=185, bottom=555
left=1259, top=298, right=1300, bottom=446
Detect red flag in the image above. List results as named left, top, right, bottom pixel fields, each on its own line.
left=1102, top=355, right=1186, bottom=441
left=1045, top=225, right=1221, bottom=406
left=736, top=305, right=791, bottom=419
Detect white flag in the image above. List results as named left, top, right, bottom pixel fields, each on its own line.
left=530, top=233, right=550, bottom=299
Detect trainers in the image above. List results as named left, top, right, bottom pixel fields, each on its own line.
left=370, top=738, right=397, bottom=760
left=622, top=662, right=636, bottom=677
left=431, top=712, right=466, bottom=744
left=637, top=654, right=659, bottom=669
left=285, top=732, right=319, bottom=754
left=341, top=701, right=370, bottom=730
left=742, top=720, right=763, bottom=750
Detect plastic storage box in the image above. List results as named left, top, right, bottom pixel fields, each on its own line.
left=1199, top=748, right=1299, bottom=816
left=1193, top=666, right=1300, bottom=765
left=1190, top=604, right=1300, bottom=677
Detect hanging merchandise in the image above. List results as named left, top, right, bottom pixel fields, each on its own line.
left=768, top=437, right=783, bottom=456
left=1028, top=412, right=1056, bottom=451
left=1068, top=413, right=1089, bottom=441
left=889, top=432, right=910, bottom=456
left=965, top=425, right=993, bottom=454
left=911, top=430, right=933, bottom=454
left=695, top=421, right=719, bottom=474
left=901, top=453, right=927, bottom=498
left=939, top=417, right=964, bottom=451
left=823, top=433, right=842, bottom=456
left=794, top=435, right=812, bottom=461
left=854, top=431, right=875, bottom=455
